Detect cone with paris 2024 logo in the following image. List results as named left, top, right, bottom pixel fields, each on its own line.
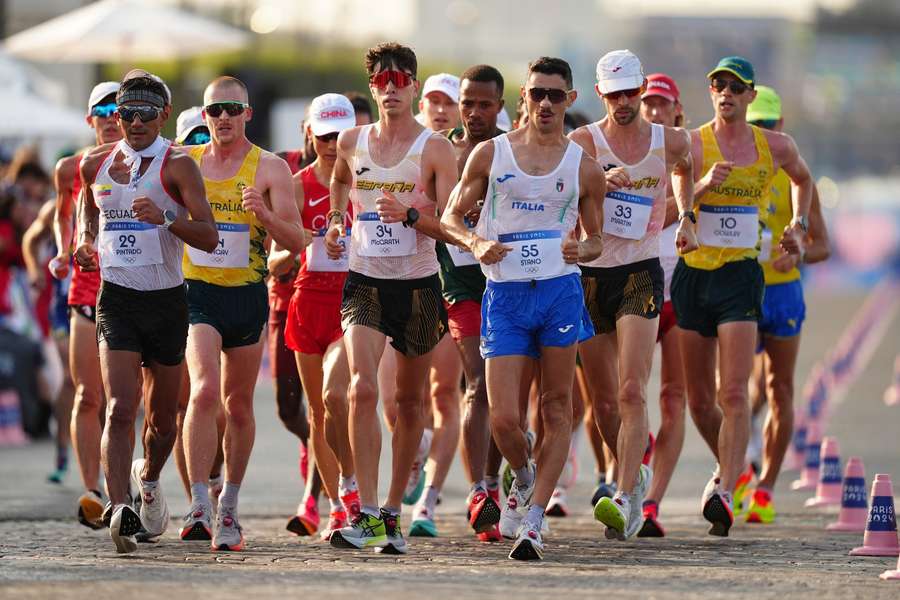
left=849, top=474, right=899, bottom=557
left=792, top=420, right=821, bottom=491
left=827, top=457, right=868, bottom=532
left=806, top=437, right=842, bottom=508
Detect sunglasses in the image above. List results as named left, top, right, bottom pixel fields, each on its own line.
left=315, top=132, right=340, bottom=142
left=603, top=88, right=642, bottom=101
left=184, top=130, right=211, bottom=145
left=710, top=78, right=751, bottom=95
left=369, top=69, right=414, bottom=90
left=527, top=87, right=571, bottom=104
left=117, top=105, right=160, bottom=123
left=91, top=103, right=117, bottom=118
left=204, top=102, right=248, bottom=118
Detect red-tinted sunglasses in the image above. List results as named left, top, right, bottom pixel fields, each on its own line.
left=369, top=69, right=414, bottom=90
left=603, top=88, right=642, bottom=101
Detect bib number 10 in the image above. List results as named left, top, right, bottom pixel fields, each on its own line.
left=719, top=217, right=738, bottom=230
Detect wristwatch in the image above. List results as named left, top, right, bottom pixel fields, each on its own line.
left=403, top=207, right=420, bottom=228
left=678, top=210, right=696, bottom=224
left=792, top=215, right=809, bottom=233
left=162, top=209, right=177, bottom=229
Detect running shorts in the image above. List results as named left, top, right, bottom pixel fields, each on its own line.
left=267, top=309, right=300, bottom=378
left=186, top=279, right=268, bottom=349
left=759, top=280, right=805, bottom=338
left=341, top=271, right=447, bottom=358
left=446, top=299, right=481, bottom=343
left=581, top=257, right=664, bottom=336
left=96, top=280, right=188, bottom=366
left=68, top=304, right=96, bottom=323
left=480, top=273, right=593, bottom=360
left=671, top=258, right=764, bottom=338
left=286, top=288, right=343, bottom=355
left=657, top=300, right=677, bottom=343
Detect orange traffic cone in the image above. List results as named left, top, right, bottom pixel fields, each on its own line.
left=827, top=457, right=868, bottom=532
left=806, top=437, right=842, bottom=507
left=849, top=474, right=899, bottom=556
left=0, top=389, right=28, bottom=447
left=791, top=420, right=820, bottom=491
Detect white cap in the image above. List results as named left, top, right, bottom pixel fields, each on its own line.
left=307, top=93, right=356, bottom=136
left=88, top=81, right=120, bottom=113
left=176, top=106, right=205, bottom=143
left=497, top=108, right=512, bottom=132
left=421, top=73, right=460, bottom=103
left=595, top=50, right=645, bottom=94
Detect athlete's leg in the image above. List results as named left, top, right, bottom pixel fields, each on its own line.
left=219, top=339, right=265, bottom=486
left=423, top=334, right=462, bottom=494
left=98, top=347, right=142, bottom=505
left=323, top=339, right=354, bottom=477
left=680, top=329, right=720, bottom=456
left=174, top=367, right=191, bottom=498
left=459, top=335, right=489, bottom=485
left=579, top=332, right=620, bottom=459
left=296, top=350, right=340, bottom=501
left=378, top=342, right=399, bottom=432
left=50, top=335, right=74, bottom=478
left=69, top=312, right=105, bottom=492
left=487, top=356, right=531, bottom=474
left=271, top=312, right=308, bottom=441
left=184, top=324, right=223, bottom=489
left=757, top=334, right=801, bottom=489
left=646, top=325, right=686, bottom=504
left=140, top=360, right=183, bottom=482
left=715, top=321, right=757, bottom=492
left=532, top=344, right=577, bottom=508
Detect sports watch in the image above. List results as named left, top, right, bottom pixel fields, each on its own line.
left=162, top=209, right=177, bottom=229
left=679, top=210, right=697, bottom=224
left=403, top=207, right=420, bottom=228
left=792, top=215, right=809, bottom=233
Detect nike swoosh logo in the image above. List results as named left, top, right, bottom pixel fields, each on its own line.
left=558, top=325, right=574, bottom=333
left=356, top=167, right=370, bottom=176
left=308, top=194, right=328, bottom=207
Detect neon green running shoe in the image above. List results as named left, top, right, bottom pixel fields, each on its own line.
left=329, top=512, right=387, bottom=549
left=733, top=464, right=754, bottom=517
left=745, top=489, right=776, bottom=524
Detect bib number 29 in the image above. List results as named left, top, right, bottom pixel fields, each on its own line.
left=118, top=234, right=137, bottom=248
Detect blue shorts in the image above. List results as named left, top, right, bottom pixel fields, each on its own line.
left=50, top=274, right=71, bottom=337
left=480, top=273, right=593, bottom=359
left=759, top=279, right=805, bottom=338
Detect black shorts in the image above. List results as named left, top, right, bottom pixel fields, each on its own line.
left=68, top=304, right=96, bottom=323
left=186, top=279, right=268, bottom=349
left=341, top=271, right=447, bottom=358
left=96, top=281, right=188, bottom=366
left=581, top=257, right=664, bottom=335
left=670, top=258, right=764, bottom=338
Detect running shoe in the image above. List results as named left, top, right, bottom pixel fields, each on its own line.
left=130, top=458, right=169, bottom=539
left=590, top=480, right=617, bottom=507
left=637, top=500, right=665, bottom=538
left=340, top=488, right=361, bottom=520
left=630, top=464, right=652, bottom=535
left=77, top=490, right=105, bottom=530
left=545, top=487, right=570, bottom=517
left=467, top=487, right=501, bottom=533
left=499, top=462, right=535, bottom=540
left=286, top=494, right=319, bottom=536
left=102, top=501, right=113, bottom=529
left=109, top=504, right=142, bottom=554
left=330, top=512, right=387, bottom=550
left=409, top=504, right=438, bottom=537
left=642, top=432, right=656, bottom=466
left=477, top=527, right=502, bottom=542
left=733, top=464, right=755, bottom=517
left=594, top=492, right=630, bottom=541
left=376, top=509, right=408, bottom=554
left=299, top=442, right=309, bottom=483
left=509, top=519, right=544, bottom=561
left=745, top=488, right=776, bottom=524
left=47, top=464, right=68, bottom=484
left=212, top=506, right=244, bottom=551
left=501, top=463, right=514, bottom=498
left=701, top=475, right=734, bottom=537
left=180, top=501, right=213, bottom=541
left=403, top=430, right=432, bottom=505
left=320, top=509, right=348, bottom=542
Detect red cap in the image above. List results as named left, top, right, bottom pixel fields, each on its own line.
left=643, top=73, right=679, bottom=103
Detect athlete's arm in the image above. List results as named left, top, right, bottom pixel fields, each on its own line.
left=567, top=126, right=597, bottom=159
left=667, top=127, right=699, bottom=254
left=768, top=130, right=813, bottom=256
left=160, top=152, right=218, bottom=253
left=22, top=200, right=55, bottom=290
left=74, top=146, right=108, bottom=272
left=441, top=140, right=510, bottom=264
left=51, top=154, right=78, bottom=279
left=803, top=185, right=830, bottom=264
left=245, top=153, right=305, bottom=254
left=324, top=128, right=358, bottom=256
left=572, top=154, right=605, bottom=264
left=690, top=128, right=732, bottom=201
left=268, top=175, right=306, bottom=277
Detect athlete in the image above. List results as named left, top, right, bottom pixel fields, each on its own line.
left=179, top=76, right=303, bottom=551
left=417, top=73, right=461, bottom=131
left=269, top=93, right=361, bottom=540
left=443, top=56, right=606, bottom=560
left=75, top=70, right=218, bottom=553
left=49, top=81, right=121, bottom=529
left=570, top=50, right=696, bottom=541
left=635, top=72, right=691, bottom=537
left=673, top=57, right=813, bottom=536
left=324, top=42, right=457, bottom=555
left=739, top=85, right=830, bottom=523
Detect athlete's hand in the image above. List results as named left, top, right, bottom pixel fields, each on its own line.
left=772, top=249, right=800, bottom=273
left=699, top=161, right=733, bottom=189
left=780, top=223, right=804, bottom=255
left=132, top=196, right=164, bottom=225
left=605, top=167, right=632, bottom=192
left=324, top=223, right=346, bottom=259
left=562, top=231, right=580, bottom=264
left=375, top=190, right=408, bottom=224
left=49, top=254, right=70, bottom=280
left=471, top=237, right=511, bottom=265
left=676, top=219, right=699, bottom=254
left=464, top=200, right=483, bottom=226
left=75, top=242, right=99, bottom=272
left=242, top=186, right=273, bottom=224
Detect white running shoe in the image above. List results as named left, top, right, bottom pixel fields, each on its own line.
left=130, top=458, right=169, bottom=539
left=213, top=506, right=244, bottom=551
left=499, top=462, right=535, bottom=539
left=180, top=501, right=213, bottom=541
left=594, top=491, right=631, bottom=541
left=109, top=504, right=141, bottom=554
left=700, top=470, right=722, bottom=514
left=509, top=519, right=544, bottom=561
left=625, top=465, right=653, bottom=539
left=545, top=487, right=570, bottom=517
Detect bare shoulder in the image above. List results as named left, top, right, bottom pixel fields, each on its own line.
left=258, top=148, right=294, bottom=176
left=424, top=131, right=455, bottom=155
left=578, top=151, right=605, bottom=180
left=568, top=124, right=596, bottom=156
left=54, top=154, right=79, bottom=181
left=760, top=128, right=797, bottom=160
left=464, top=139, right=496, bottom=174
left=337, top=126, right=365, bottom=153
left=664, top=126, right=692, bottom=155
left=79, top=141, right=118, bottom=184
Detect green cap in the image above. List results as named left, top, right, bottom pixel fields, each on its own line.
left=746, top=85, right=781, bottom=122
left=707, top=56, right=755, bottom=86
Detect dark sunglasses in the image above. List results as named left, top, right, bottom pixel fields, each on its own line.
left=90, top=103, right=117, bottom=118
left=527, top=87, right=570, bottom=104
left=315, top=132, right=339, bottom=142
left=117, top=105, right=160, bottom=123
left=711, top=78, right=751, bottom=95
left=369, top=69, right=414, bottom=90
left=603, top=88, right=642, bottom=101
left=184, top=130, right=211, bottom=145
left=204, top=102, right=248, bottom=118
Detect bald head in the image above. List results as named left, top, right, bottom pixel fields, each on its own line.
left=204, top=76, right=249, bottom=106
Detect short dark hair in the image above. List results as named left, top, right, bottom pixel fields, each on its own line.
left=14, top=162, right=49, bottom=184
left=365, top=42, right=417, bottom=78
left=118, top=75, right=168, bottom=107
left=343, top=91, right=372, bottom=117
left=527, top=56, right=573, bottom=89
left=460, top=64, right=504, bottom=97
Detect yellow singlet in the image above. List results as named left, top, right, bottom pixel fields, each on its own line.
left=761, top=169, right=801, bottom=284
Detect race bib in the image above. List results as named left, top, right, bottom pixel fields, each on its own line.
left=99, top=221, right=163, bottom=267
left=186, top=222, right=250, bottom=268
left=602, top=191, right=653, bottom=240
left=497, top=230, right=564, bottom=281
left=355, top=212, right=416, bottom=257
left=307, top=230, right=350, bottom=272
left=448, top=242, right=480, bottom=267
left=697, top=204, right=759, bottom=248
left=758, top=228, right=773, bottom=262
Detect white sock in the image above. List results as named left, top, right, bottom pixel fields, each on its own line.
left=219, top=481, right=240, bottom=510
left=422, top=485, right=440, bottom=514
left=417, top=429, right=434, bottom=460
left=329, top=498, right=342, bottom=512
left=190, top=482, right=209, bottom=506
left=339, top=474, right=358, bottom=494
